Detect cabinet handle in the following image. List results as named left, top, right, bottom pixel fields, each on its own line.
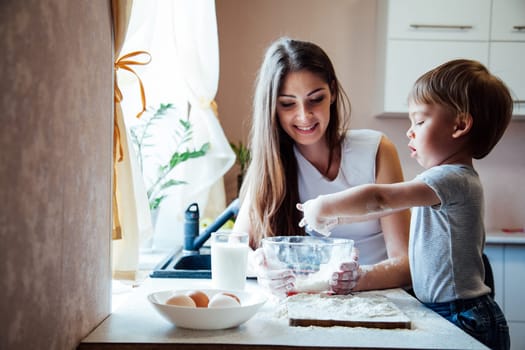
left=514, top=100, right=525, bottom=104
left=409, top=24, right=473, bottom=30
left=513, top=26, right=525, bottom=31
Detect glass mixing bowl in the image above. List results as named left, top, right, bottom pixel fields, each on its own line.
left=261, top=236, right=354, bottom=294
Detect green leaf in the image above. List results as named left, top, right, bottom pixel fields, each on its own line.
left=230, top=140, right=251, bottom=170
left=150, top=195, right=166, bottom=210
left=160, top=179, right=187, bottom=190
left=167, top=144, right=209, bottom=170
left=179, top=118, right=191, bottom=130
left=200, top=142, right=210, bottom=153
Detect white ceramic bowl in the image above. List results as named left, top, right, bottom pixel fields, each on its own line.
left=148, top=289, right=267, bottom=330
left=262, top=236, right=354, bottom=294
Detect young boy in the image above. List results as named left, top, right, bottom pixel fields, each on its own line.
left=298, top=59, right=511, bottom=350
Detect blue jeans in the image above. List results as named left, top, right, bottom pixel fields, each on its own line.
left=424, top=294, right=510, bottom=350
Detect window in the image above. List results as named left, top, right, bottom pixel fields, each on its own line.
left=115, top=0, right=234, bottom=274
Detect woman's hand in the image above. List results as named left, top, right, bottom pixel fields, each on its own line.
left=252, top=248, right=295, bottom=298
left=330, top=248, right=360, bottom=295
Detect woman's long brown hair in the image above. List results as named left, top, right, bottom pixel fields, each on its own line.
left=240, top=37, right=351, bottom=249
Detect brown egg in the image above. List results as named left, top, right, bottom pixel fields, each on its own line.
left=208, top=292, right=241, bottom=308
left=186, top=290, right=209, bottom=308
left=165, top=293, right=196, bottom=307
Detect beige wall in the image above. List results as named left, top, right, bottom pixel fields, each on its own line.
left=216, top=0, right=525, bottom=230
left=0, top=1, right=112, bottom=349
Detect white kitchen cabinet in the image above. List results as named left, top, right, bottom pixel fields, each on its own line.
left=491, top=0, right=525, bottom=41
left=387, top=0, right=491, bottom=41
left=378, top=0, right=525, bottom=118
left=490, top=43, right=525, bottom=116
left=489, top=0, right=525, bottom=116
left=484, top=245, right=504, bottom=307
left=508, top=322, right=525, bottom=350
left=504, top=246, right=525, bottom=321
left=484, top=240, right=525, bottom=350
left=384, top=40, right=488, bottom=112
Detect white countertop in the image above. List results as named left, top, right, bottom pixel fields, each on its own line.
left=487, top=230, right=525, bottom=244
left=80, top=278, right=488, bottom=350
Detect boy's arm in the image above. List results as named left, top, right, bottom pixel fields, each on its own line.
left=299, top=179, right=440, bottom=232
left=354, top=137, right=411, bottom=291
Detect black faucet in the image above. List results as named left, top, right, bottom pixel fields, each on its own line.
left=183, top=198, right=240, bottom=254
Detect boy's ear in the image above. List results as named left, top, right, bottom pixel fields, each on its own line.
left=452, top=113, right=473, bottom=138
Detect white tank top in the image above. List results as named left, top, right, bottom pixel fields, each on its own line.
left=295, top=129, right=387, bottom=265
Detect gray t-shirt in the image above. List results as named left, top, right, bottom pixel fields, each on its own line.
left=410, top=164, right=491, bottom=303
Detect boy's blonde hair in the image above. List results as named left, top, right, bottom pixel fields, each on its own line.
left=408, top=59, right=513, bottom=159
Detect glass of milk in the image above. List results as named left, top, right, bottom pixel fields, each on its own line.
left=211, top=230, right=249, bottom=290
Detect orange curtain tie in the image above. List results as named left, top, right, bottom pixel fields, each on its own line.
left=199, top=97, right=219, bottom=117
left=113, top=50, right=151, bottom=163
left=114, top=50, right=152, bottom=119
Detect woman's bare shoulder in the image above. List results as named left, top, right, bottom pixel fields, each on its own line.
left=376, top=135, right=405, bottom=184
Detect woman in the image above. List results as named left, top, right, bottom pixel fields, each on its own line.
left=234, top=37, right=411, bottom=295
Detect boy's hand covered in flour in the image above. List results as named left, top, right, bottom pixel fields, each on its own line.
left=297, top=197, right=338, bottom=236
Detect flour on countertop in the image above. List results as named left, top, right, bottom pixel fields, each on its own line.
left=293, top=276, right=330, bottom=293
left=286, top=292, right=408, bottom=321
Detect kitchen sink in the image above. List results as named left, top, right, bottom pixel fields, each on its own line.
left=174, top=254, right=211, bottom=270
left=150, top=199, right=241, bottom=279
left=149, top=246, right=256, bottom=280
left=150, top=247, right=212, bottom=279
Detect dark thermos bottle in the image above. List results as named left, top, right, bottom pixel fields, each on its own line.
left=184, top=203, right=199, bottom=252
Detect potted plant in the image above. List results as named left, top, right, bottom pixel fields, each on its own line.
left=130, top=103, right=209, bottom=215
left=229, top=140, right=251, bottom=195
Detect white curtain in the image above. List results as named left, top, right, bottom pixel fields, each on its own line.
left=117, top=0, right=235, bottom=253
left=169, top=0, right=235, bottom=219
left=112, top=0, right=154, bottom=280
